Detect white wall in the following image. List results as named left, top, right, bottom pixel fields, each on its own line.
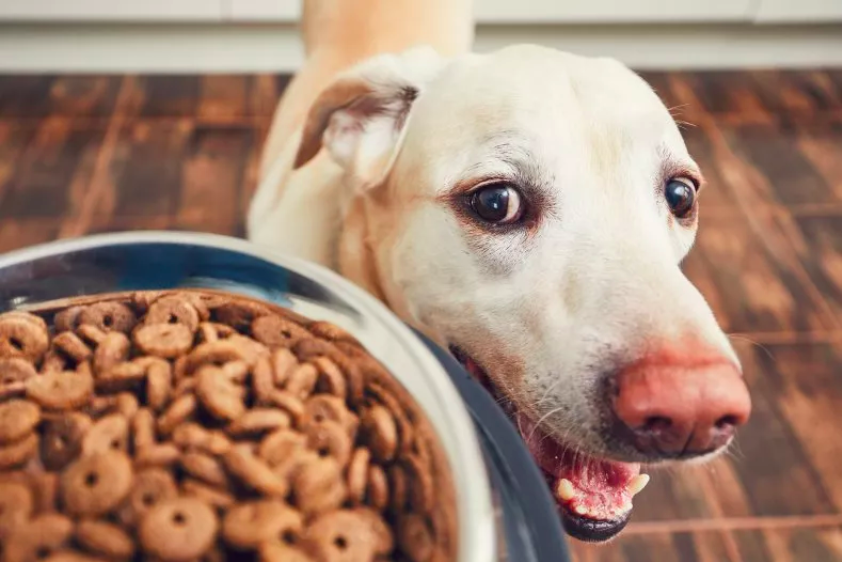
left=0, top=0, right=841, bottom=72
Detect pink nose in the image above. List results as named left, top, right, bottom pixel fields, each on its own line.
left=611, top=351, right=751, bottom=457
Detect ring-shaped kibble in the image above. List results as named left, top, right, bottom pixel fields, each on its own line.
left=308, top=321, right=358, bottom=345
left=0, top=481, right=34, bottom=537
left=52, top=331, right=93, bottom=364
left=0, top=290, right=451, bottom=562
left=26, top=370, right=94, bottom=411
left=123, top=468, right=179, bottom=524
left=366, top=464, right=390, bottom=512
left=0, top=432, right=38, bottom=470
left=303, top=395, right=356, bottom=438
left=184, top=341, right=248, bottom=376
left=0, top=357, right=38, bottom=385
left=146, top=295, right=201, bottom=334
left=398, top=514, right=436, bottom=562
left=404, top=453, right=435, bottom=514
left=258, top=429, right=308, bottom=468
left=60, top=450, right=133, bottom=517
left=145, top=359, right=173, bottom=412
left=266, top=391, right=306, bottom=427
left=223, top=445, right=289, bottom=498
left=291, top=456, right=346, bottom=517
left=305, top=508, right=393, bottom=562
left=251, top=314, right=310, bottom=348
left=75, top=519, right=136, bottom=560
left=138, top=497, right=218, bottom=562
left=134, top=322, right=194, bottom=359
left=312, top=356, right=347, bottom=399
left=227, top=409, right=292, bottom=438
left=222, top=500, right=303, bottom=549
left=82, top=414, right=129, bottom=456
left=259, top=542, right=317, bottom=562
left=346, top=447, right=371, bottom=504
left=360, top=404, right=398, bottom=463
left=0, top=399, right=41, bottom=445
left=179, top=452, right=229, bottom=488
left=54, top=306, right=85, bottom=332
left=305, top=420, right=352, bottom=467
left=0, top=316, right=49, bottom=363
left=197, top=322, right=236, bottom=344
left=2, top=513, right=73, bottom=562
left=78, top=302, right=137, bottom=334
left=41, top=414, right=89, bottom=471
left=213, top=300, right=270, bottom=332
left=196, top=366, right=245, bottom=422
left=93, top=332, right=131, bottom=376
left=0, top=311, right=48, bottom=333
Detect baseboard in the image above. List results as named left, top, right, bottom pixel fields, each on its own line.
left=1, top=22, right=842, bottom=73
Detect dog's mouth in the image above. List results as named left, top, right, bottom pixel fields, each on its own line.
left=450, top=346, right=648, bottom=543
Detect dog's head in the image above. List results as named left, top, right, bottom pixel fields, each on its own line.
left=294, top=45, right=751, bottom=542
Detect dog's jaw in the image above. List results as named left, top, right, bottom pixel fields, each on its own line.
left=449, top=346, right=647, bottom=542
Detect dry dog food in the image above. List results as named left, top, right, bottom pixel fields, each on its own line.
left=0, top=290, right=456, bottom=562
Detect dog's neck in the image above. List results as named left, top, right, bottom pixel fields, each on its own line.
left=337, top=195, right=390, bottom=304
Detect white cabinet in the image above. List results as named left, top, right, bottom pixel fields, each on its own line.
left=474, top=0, right=754, bottom=23
left=223, top=0, right=299, bottom=22
left=0, top=0, right=223, bottom=21
left=0, top=0, right=840, bottom=24
left=756, top=0, right=842, bottom=22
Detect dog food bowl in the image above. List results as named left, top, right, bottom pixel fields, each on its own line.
left=0, top=232, right=570, bottom=562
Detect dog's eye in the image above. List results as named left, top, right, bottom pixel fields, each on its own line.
left=470, top=184, right=523, bottom=224
left=665, top=178, right=696, bottom=218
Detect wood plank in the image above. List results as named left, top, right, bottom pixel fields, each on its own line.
left=735, top=527, right=842, bottom=562
left=571, top=531, right=737, bottom=562
left=196, top=75, right=253, bottom=123
left=0, top=117, right=106, bottom=219
left=683, top=72, right=773, bottom=122
left=573, top=527, right=842, bottom=562
left=135, top=76, right=200, bottom=118
left=780, top=214, right=842, bottom=336
left=681, top=125, right=744, bottom=213
left=0, top=219, right=62, bottom=254
left=0, top=75, right=122, bottom=120
left=0, top=76, right=54, bottom=118
left=0, top=121, right=38, bottom=200
left=175, top=124, right=255, bottom=235
left=109, top=119, right=194, bottom=217
left=682, top=212, right=838, bottom=333
left=721, top=123, right=838, bottom=207
left=750, top=71, right=842, bottom=118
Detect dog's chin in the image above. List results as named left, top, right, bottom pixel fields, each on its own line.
left=449, top=346, right=647, bottom=543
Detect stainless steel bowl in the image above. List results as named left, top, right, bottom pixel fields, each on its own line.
left=0, top=231, right=574, bottom=562
left=0, top=231, right=497, bottom=562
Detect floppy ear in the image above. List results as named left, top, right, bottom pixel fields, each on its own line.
left=293, top=46, right=445, bottom=187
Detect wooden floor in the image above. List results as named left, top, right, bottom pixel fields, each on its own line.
left=2, top=71, right=842, bottom=561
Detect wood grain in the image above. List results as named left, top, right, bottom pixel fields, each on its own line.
left=2, top=70, right=842, bottom=562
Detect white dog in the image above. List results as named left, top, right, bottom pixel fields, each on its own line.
left=248, top=0, right=752, bottom=542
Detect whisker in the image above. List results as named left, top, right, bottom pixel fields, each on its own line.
left=726, top=334, right=776, bottom=363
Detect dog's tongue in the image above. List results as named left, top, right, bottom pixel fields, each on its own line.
left=516, top=413, right=647, bottom=521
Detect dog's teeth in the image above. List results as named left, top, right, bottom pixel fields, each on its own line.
left=556, top=478, right=576, bottom=501
left=627, top=474, right=650, bottom=497
left=574, top=505, right=589, bottom=516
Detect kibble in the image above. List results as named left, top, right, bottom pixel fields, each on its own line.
left=0, top=290, right=455, bottom=561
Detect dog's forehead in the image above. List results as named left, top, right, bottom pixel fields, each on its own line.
left=426, top=46, right=674, bottom=133
left=400, top=46, right=688, bottom=189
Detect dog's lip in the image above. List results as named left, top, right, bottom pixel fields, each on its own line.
left=449, top=345, right=646, bottom=542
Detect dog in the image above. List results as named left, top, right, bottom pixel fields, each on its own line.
left=248, top=0, right=752, bottom=543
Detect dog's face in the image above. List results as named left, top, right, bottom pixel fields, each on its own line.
left=294, top=45, right=751, bottom=542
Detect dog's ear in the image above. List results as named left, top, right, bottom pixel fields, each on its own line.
left=293, top=47, right=445, bottom=187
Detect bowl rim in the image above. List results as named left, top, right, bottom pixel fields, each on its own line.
left=0, top=230, right=498, bottom=562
